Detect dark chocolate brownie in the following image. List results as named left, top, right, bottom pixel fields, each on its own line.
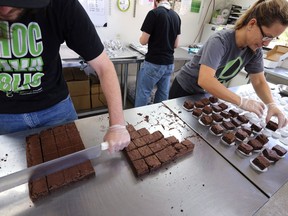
left=183, top=99, right=194, bottom=109
left=209, top=96, right=219, bottom=103
left=220, top=111, right=231, bottom=119
left=241, top=126, right=252, bottom=136
left=200, top=114, right=213, bottom=126
left=137, top=128, right=150, bottom=137
left=235, top=129, right=248, bottom=141
left=192, top=108, right=202, bottom=117
left=211, top=113, right=223, bottom=123
left=132, top=159, right=149, bottom=176
left=272, top=144, right=287, bottom=157
left=248, top=139, right=263, bottom=151
left=218, top=102, right=228, bottom=111
left=181, top=140, right=195, bottom=151
left=210, top=124, right=224, bottom=135
left=211, top=105, right=222, bottom=113
left=165, top=136, right=179, bottom=145
left=252, top=155, right=270, bottom=170
left=150, top=131, right=164, bottom=142
left=251, top=124, right=262, bottom=133
left=255, top=134, right=269, bottom=145
left=127, top=149, right=142, bottom=161
left=148, top=138, right=168, bottom=153
left=231, top=118, right=242, bottom=127
left=200, top=98, right=211, bottom=106
left=126, top=124, right=136, bottom=133
left=237, top=115, right=249, bottom=124
left=222, top=121, right=236, bottom=130
left=266, top=120, right=278, bottom=131
left=262, top=148, right=280, bottom=162
left=138, top=146, right=153, bottom=158
left=228, top=109, right=239, bottom=117
left=222, top=132, right=236, bottom=144
left=144, top=155, right=162, bottom=171
left=194, top=100, right=205, bottom=108
left=155, top=148, right=173, bottom=164
left=203, top=105, right=213, bottom=115
left=125, top=141, right=137, bottom=152
left=130, top=131, right=141, bottom=140
left=133, top=137, right=147, bottom=148
left=237, top=142, right=253, bottom=155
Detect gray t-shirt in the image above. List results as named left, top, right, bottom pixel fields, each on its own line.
left=176, top=29, right=264, bottom=94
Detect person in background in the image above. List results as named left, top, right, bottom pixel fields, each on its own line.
left=134, top=0, right=181, bottom=107
left=169, top=0, right=288, bottom=128
left=0, top=0, right=130, bottom=153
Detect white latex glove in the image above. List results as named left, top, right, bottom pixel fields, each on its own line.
left=103, top=125, right=131, bottom=154
left=266, top=102, right=287, bottom=129
left=238, top=97, right=265, bottom=117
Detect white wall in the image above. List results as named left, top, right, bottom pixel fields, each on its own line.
left=95, top=1, right=215, bottom=47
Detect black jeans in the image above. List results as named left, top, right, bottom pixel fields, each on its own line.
left=169, top=77, right=192, bottom=99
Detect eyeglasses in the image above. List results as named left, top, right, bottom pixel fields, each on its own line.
left=258, top=23, right=274, bottom=42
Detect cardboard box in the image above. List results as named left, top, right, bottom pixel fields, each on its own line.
left=71, top=95, right=91, bottom=111
left=91, top=84, right=107, bottom=108
left=63, top=67, right=90, bottom=96
left=264, top=45, right=288, bottom=68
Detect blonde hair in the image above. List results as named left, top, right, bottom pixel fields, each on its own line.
left=235, top=0, right=288, bottom=30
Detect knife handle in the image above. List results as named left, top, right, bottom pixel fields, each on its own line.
left=101, top=142, right=109, bottom=151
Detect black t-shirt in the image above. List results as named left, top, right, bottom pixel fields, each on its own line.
left=141, top=6, right=181, bottom=65
left=0, top=0, right=104, bottom=113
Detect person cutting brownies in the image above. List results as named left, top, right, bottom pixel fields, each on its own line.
left=0, top=0, right=130, bottom=153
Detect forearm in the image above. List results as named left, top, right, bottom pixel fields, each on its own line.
left=250, top=73, right=274, bottom=104
left=88, top=53, right=125, bottom=126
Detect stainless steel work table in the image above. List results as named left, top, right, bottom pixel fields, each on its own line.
left=0, top=103, right=267, bottom=216
left=163, top=84, right=288, bottom=198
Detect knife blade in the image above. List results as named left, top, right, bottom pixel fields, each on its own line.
left=0, top=142, right=109, bottom=192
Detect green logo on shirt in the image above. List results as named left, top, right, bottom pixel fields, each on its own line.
left=0, top=21, right=44, bottom=96
left=217, top=57, right=243, bottom=83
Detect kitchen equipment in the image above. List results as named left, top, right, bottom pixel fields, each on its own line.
left=278, top=84, right=288, bottom=96
left=0, top=142, right=108, bottom=192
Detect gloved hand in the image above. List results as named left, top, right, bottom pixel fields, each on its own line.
left=238, top=97, right=265, bottom=117
left=266, top=102, right=287, bottom=129
left=103, top=124, right=131, bottom=154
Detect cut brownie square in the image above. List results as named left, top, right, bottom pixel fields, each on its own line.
left=181, top=139, right=195, bottom=151
left=165, top=136, right=179, bottom=145
left=228, top=109, right=239, bottom=117
left=144, top=155, right=162, bottom=171
left=211, top=113, right=223, bottom=123
left=133, top=137, right=147, bottom=148
left=252, top=155, right=270, bottom=170
left=29, top=178, right=49, bottom=202
left=126, top=124, right=136, bottom=133
left=231, top=118, right=242, bottom=127
left=203, top=105, right=213, bottom=115
left=200, top=114, right=213, bottom=126
left=222, top=132, right=236, bottom=144
left=125, top=141, right=137, bottom=152
left=222, top=121, right=236, bottom=130
left=138, top=145, right=153, bottom=157
left=248, top=139, right=263, bottom=151
left=132, top=159, right=149, bottom=176
left=272, top=144, right=287, bottom=157
left=237, top=115, right=249, bottom=124
left=194, top=100, right=205, bottom=108
left=235, top=129, right=248, bottom=141
left=251, top=123, right=262, bottom=133
left=127, top=149, right=142, bottom=161
left=262, top=148, right=280, bottom=162
left=211, top=105, right=222, bottom=113
left=237, top=142, right=253, bottom=155
left=130, top=131, right=141, bottom=140
left=150, top=131, right=164, bottom=143
left=200, top=98, right=211, bottom=106
left=210, top=124, right=224, bottom=135
left=255, top=134, right=269, bottom=145
left=266, top=120, right=278, bottom=131
left=209, top=96, right=218, bottom=103
left=155, top=148, right=173, bottom=164
left=183, top=100, right=194, bottom=110
left=137, top=128, right=150, bottom=137
left=148, top=138, right=168, bottom=153
left=218, top=102, right=228, bottom=111
left=192, top=108, right=202, bottom=117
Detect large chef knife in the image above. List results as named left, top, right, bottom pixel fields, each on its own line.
left=0, top=142, right=109, bottom=192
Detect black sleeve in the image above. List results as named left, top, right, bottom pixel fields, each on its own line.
left=55, top=0, right=104, bottom=61
left=140, top=10, right=156, bottom=34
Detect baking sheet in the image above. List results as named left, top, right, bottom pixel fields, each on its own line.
left=163, top=85, right=288, bottom=197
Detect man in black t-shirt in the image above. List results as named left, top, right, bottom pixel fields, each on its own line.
left=134, top=0, right=181, bottom=107
left=0, top=0, right=130, bottom=153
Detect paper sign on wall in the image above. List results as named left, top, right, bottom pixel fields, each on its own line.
left=79, top=0, right=108, bottom=27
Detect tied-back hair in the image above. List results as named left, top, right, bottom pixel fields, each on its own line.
left=235, top=0, right=288, bottom=30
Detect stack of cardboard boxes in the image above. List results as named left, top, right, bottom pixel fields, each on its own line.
left=63, top=67, right=107, bottom=112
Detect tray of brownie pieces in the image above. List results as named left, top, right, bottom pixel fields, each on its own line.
left=163, top=84, right=288, bottom=197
